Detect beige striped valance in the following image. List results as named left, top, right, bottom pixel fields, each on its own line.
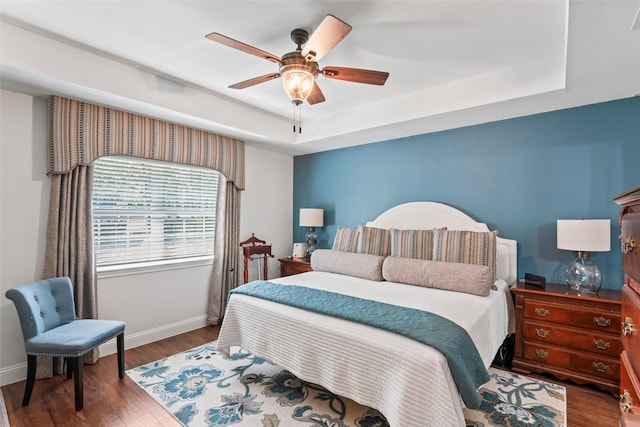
left=48, top=96, right=245, bottom=190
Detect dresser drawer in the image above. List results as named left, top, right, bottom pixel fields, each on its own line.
left=523, top=299, right=620, bottom=333
left=621, top=211, right=640, bottom=284
left=523, top=341, right=620, bottom=381
left=623, top=284, right=640, bottom=376
left=524, top=320, right=620, bottom=356
left=621, top=350, right=640, bottom=422
left=627, top=272, right=640, bottom=298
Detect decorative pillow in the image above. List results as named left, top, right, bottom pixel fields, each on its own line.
left=356, top=225, right=391, bottom=256
left=332, top=226, right=360, bottom=252
left=433, top=229, right=497, bottom=281
left=390, top=228, right=441, bottom=260
left=382, top=257, right=493, bottom=297
left=310, top=249, right=385, bottom=281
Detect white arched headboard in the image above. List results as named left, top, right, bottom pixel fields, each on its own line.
left=366, top=202, right=517, bottom=284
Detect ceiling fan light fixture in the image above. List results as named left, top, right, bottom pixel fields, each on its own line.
left=282, top=69, right=315, bottom=105
left=280, top=52, right=318, bottom=105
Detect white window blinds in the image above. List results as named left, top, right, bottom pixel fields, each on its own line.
left=92, top=156, right=219, bottom=267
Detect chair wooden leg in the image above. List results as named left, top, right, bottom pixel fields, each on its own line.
left=22, top=355, right=37, bottom=406
left=73, top=356, right=83, bottom=411
left=117, top=333, right=125, bottom=378
left=65, top=358, right=73, bottom=379
left=52, top=357, right=62, bottom=377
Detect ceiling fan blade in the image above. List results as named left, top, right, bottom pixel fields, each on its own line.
left=205, top=32, right=281, bottom=63
left=301, top=15, right=352, bottom=62
left=307, top=82, right=326, bottom=105
left=228, top=73, right=281, bottom=89
left=322, top=67, right=389, bottom=85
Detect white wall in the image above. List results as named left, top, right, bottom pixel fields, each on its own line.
left=0, top=91, right=50, bottom=385
left=0, top=89, right=293, bottom=386
left=241, top=142, right=294, bottom=283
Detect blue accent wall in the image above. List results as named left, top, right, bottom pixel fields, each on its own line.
left=293, top=97, right=640, bottom=290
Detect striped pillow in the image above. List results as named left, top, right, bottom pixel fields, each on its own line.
left=390, top=228, right=440, bottom=260
left=433, top=229, right=497, bottom=281
left=332, top=226, right=359, bottom=252
left=357, top=225, right=391, bottom=256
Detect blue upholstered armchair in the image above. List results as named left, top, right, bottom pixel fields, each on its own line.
left=5, top=277, right=125, bottom=411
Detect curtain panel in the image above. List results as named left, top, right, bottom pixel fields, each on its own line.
left=41, top=165, right=99, bottom=376
left=208, top=181, right=242, bottom=325
left=48, top=96, right=245, bottom=191
left=43, top=165, right=97, bottom=319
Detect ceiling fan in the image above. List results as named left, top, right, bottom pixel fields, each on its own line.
left=205, top=15, right=389, bottom=106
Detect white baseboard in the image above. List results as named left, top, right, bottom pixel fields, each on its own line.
left=0, top=315, right=209, bottom=387
left=0, top=363, right=26, bottom=389
left=99, top=315, right=209, bottom=355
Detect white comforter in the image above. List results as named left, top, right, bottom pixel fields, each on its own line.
left=216, top=271, right=511, bottom=427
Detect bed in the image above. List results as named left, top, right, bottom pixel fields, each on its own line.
left=217, top=202, right=517, bottom=427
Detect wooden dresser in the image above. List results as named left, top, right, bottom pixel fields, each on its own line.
left=614, top=185, right=640, bottom=425
left=511, top=281, right=621, bottom=394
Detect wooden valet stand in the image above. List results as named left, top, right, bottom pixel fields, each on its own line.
left=239, top=234, right=274, bottom=284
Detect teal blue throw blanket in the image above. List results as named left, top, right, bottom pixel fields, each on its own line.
left=229, top=280, right=489, bottom=409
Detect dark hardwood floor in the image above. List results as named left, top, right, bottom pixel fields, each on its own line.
left=2, top=326, right=620, bottom=426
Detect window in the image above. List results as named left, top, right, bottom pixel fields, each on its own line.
left=92, top=156, right=219, bottom=268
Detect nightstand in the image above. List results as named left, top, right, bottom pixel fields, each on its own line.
left=279, top=257, right=312, bottom=277
left=511, top=281, right=621, bottom=394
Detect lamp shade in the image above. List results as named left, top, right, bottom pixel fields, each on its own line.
left=299, top=208, right=324, bottom=227
left=557, top=219, right=611, bottom=252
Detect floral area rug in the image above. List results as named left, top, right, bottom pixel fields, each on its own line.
left=126, top=341, right=566, bottom=427
left=464, top=369, right=566, bottom=427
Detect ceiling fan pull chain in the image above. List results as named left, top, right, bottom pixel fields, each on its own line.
left=292, top=103, right=303, bottom=133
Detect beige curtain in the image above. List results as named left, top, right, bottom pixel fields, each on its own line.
left=41, top=165, right=98, bottom=376
left=43, top=165, right=97, bottom=317
left=207, top=180, right=242, bottom=325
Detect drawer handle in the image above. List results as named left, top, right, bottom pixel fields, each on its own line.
left=535, top=307, right=550, bottom=317
left=593, top=316, right=611, bottom=327
left=534, top=349, right=549, bottom=359
left=622, top=316, right=635, bottom=336
left=620, top=389, right=633, bottom=413
left=622, top=235, right=637, bottom=255
left=535, top=328, right=549, bottom=338
left=592, top=339, right=610, bottom=350
left=592, top=362, right=609, bottom=373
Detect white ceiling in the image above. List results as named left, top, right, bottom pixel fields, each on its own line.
left=1, top=1, right=639, bottom=155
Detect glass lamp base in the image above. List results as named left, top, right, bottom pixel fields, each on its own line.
left=305, top=229, right=318, bottom=243
left=566, top=256, right=602, bottom=292
left=305, top=228, right=318, bottom=256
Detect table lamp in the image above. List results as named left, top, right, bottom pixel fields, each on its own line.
left=299, top=208, right=323, bottom=256
left=557, top=218, right=611, bottom=292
